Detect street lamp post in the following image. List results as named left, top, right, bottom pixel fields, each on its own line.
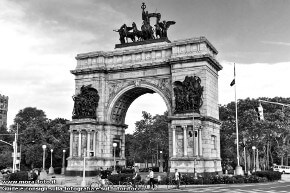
left=159, top=150, right=164, bottom=172
left=39, top=145, right=47, bottom=180
left=112, top=143, right=117, bottom=174
left=194, top=158, right=197, bottom=179
left=252, top=146, right=256, bottom=173
left=81, top=148, right=87, bottom=187
left=61, top=149, right=66, bottom=175
left=49, top=149, right=54, bottom=174
left=42, top=145, right=47, bottom=171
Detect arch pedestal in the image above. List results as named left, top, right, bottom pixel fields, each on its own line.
left=66, top=37, right=223, bottom=175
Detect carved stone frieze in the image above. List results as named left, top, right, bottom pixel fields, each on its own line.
left=141, top=77, right=172, bottom=103
left=108, top=80, right=134, bottom=101
left=108, top=77, right=172, bottom=124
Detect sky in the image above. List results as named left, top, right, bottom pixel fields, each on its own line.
left=1, top=0, right=290, bottom=133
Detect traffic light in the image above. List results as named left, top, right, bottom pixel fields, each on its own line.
left=257, top=102, right=264, bottom=120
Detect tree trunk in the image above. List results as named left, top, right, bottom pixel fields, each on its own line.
left=267, top=141, right=269, bottom=170
left=281, top=156, right=284, bottom=165
left=151, top=154, right=154, bottom=167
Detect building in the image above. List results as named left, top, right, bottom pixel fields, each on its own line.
left=0, top=94, right=8, bottom=128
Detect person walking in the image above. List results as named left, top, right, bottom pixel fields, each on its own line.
left=148, top=168, right=155, bottom=189
left=132, top=170, right=139, bottom=188
left=175, top=168, right=180, bottom=189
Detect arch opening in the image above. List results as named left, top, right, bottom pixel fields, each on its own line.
left=109, top=85, right=171, bottom=125
left=125, top=93, right=167, bottom=134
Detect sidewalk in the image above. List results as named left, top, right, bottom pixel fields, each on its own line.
left=1, top=173, right=289, bottom=189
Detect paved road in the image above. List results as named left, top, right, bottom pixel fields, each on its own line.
left=1, top=182, right=290, bottom=193
left=1, top=174, right=290, bottom=193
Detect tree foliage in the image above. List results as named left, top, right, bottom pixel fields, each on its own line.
left=220, top=97, right=290, bottom=170
left=125, top=111, right=169, bottom=170
left=0, top=107, right=70, bottom=170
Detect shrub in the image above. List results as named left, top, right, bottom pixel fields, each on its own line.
left=235, top=175, right=245, bottom=183
left=107, top=173, right=133, bottom=185
left=30, top=172, right=38, bottom=181
left=151, top=167, right=159, bottom=172
left=243, top=175, right=267, bottom=183
left=253, top=171, right=281, bottom=181
left=8, top=171, right=29, bottom=181
left=54, top=167, right=62, bottom=174
left=121, top=168, right=134, bottom=174
left=139, top=168, right=149, bottom=172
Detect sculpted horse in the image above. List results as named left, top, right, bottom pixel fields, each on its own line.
left=114, top=24, right=136, bottom=44
left=132, top=22, right=144, bottom=41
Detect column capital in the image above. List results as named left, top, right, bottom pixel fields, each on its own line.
left=182, top=125, right=187, bottom=130
left=172, top=125, right=176, bottom=130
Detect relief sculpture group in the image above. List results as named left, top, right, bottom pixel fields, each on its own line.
left=174, top=76, right=204, bottom=114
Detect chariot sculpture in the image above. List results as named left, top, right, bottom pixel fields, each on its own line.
left=114, top=3, right=176, bottom=44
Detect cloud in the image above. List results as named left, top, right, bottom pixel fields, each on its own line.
left=218, top=61, right=290, bottom=105
left=261, top=41, right=290, bottom=47
left=4, top=0, right=128, bottom=54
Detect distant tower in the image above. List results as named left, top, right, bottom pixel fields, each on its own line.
left=0, top=94, right=8, bottom=128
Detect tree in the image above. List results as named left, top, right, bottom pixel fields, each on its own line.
left=125, top=111, right=169, bottom=169
left=0, top=125, right=13, bottom=153
left=0, top=151, right=13, bottom=170
left=45, top=118, right=70, bottom=168
left=11, top=107, right=47, bottom=133
left=220, top=97, right=290, bottom=171
left=10, top=107, right=69, bottom=170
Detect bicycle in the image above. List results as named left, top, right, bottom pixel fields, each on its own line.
left=121, top=177, right=147, bottom=190
left=90, top=177, right=114, bottom=189
left=167, top=176, right=186, bottom=189
left=121, top=177, right=134, bottom=188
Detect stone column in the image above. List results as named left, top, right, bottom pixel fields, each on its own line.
left=70, top=130, right=73, bottom=157
left=183, top=125, right=187, bottom=157
left=192, top=117, right=196, bottom=156
left=193, top=130, right=196, bottom=156
left=93, top=131, right=96, bottom=157
left=78, top=130, right=82, bottom=157
left=172, top=126, right=176, bottom=157
left=122, top=129, right=126, bottom=158
left=87, top=131, right=91, bottom=153
left=198, top=127, right=202, bottom=156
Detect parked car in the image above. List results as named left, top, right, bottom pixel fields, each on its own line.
left=1, top=167, right=13, bottom=174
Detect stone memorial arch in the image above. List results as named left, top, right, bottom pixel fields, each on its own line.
left=66, top=3, right=222, bottom=176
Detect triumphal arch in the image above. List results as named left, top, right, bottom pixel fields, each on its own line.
left=66, top=3, right=222, bottom=176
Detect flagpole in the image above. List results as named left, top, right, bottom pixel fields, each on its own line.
left=234, top=63, right=243, bottom=175
left=235, top=64, right=239, bottom=166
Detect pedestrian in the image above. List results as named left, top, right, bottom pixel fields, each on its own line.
left=175, top=168, right=180, bottom=189
left=100, top=168, right=106, bottom=187
left=132, top=170, right=139, bottom=188
left=148, top=168, right=155, bottom=189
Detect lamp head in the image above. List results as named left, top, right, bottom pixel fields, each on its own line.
left=113, top=143, right=117, bottom=147
left=42, top=145, right=47, bottom=149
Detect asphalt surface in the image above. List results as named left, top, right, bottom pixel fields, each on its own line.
left=0, top=174, right=290, bottom=193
